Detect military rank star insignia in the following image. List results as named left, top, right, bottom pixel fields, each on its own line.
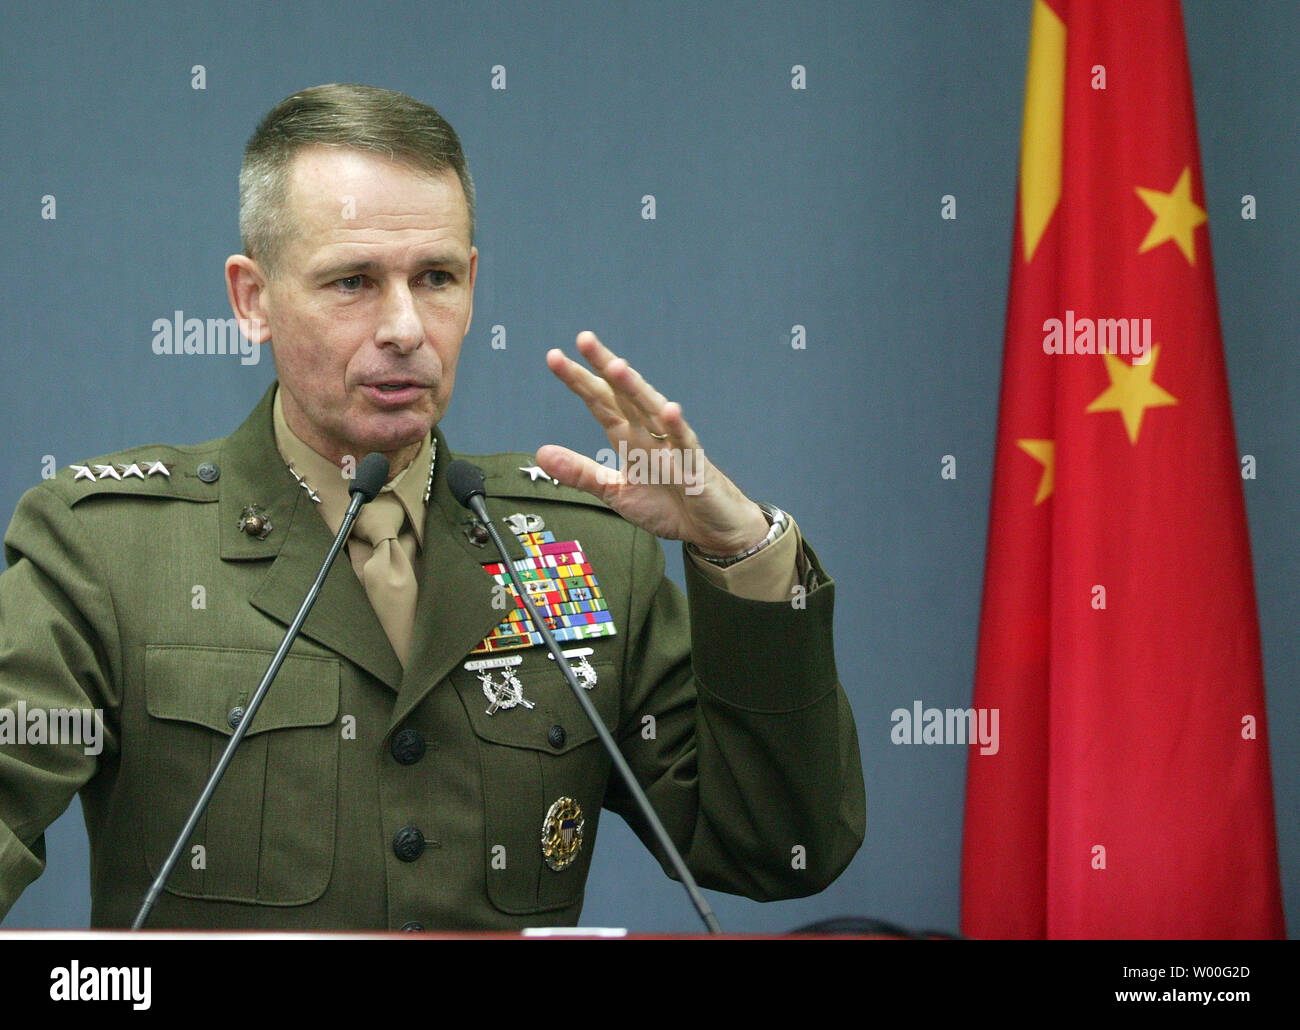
left=70, top=460, right=173, bottom=482
left=519, top=465, right=559, bottom=485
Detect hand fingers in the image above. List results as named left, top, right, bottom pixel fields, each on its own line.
left=655, top=399, right=701, bottom=451
left=576, top=332, right=670, bottom=430
left=570, top=332, right=697, bottom=446
left=534, top=444, right=619, bottom=500
left=545, top=347, right=628, bottom=434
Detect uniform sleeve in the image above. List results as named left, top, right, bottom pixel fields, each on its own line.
left=603, top=523, right=865, bottom=900
left=684, top=514, right=803, bottom=602
left=0, top=485, right=122, bottom=920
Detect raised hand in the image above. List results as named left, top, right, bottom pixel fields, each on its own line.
left=535, top=331, right=769, bottom=556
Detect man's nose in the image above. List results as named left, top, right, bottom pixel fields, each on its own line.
left=375, top=282, right=424, bottom=352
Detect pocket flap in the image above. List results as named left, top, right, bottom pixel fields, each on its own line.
left=145, top=645, right=339, bottom=736
left=453, top=658, right=618, bottom=755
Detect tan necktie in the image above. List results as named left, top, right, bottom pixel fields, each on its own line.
left=352, top=493, right=418, bottom=666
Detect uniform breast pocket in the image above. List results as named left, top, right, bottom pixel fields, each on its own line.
left=142, top=645, right=340, bottom=906
left=451, top=654, right=619, bottom=917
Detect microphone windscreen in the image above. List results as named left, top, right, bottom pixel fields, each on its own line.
left=350, top=452, right=391, bottom=502
left=445, top=460, right=487, bottom=508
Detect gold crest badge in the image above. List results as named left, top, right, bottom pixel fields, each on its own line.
left=541, top=796, right=585, bottom=872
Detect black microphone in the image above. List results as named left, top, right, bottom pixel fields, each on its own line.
left=132, top=451, right=391, bottom=929
left=446, top=459, right=722, bottom=934
left=350, top=451, right=391, bottom=502
left=445, top=459, right=486, bottom=509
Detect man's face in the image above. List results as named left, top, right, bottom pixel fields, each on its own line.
left=253, top=147, right=477, bottom=470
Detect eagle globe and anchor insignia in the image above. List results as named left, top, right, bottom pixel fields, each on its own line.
left=541, top=797, right=585, bottom=872
left=236, top=504, right=274, bottom=540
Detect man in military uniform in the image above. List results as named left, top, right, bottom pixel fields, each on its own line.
left=0, top=84, right=864, bottom=930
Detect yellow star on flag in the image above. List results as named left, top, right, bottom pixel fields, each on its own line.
left=1016, top=439, right=1055, bottom=504
left=1135, top=166, right=1207, bottom=265
left=1085, top=345, right=1178, bottom=444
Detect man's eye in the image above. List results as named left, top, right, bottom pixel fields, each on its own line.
left=422, top=270, right=453, bottom=287
left=336, top=275, right=364, bottom=291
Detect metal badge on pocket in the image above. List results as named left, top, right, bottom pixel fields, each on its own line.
left=464, top=654, right=534, bottom=715
left=541, top=796, right=585, bottom=872
left=546, top=647, right=598, bottom=690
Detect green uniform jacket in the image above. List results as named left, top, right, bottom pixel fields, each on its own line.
left=0, top=385, right=864, bottom=929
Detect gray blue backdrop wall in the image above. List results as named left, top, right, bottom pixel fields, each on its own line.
left=1, top=0, right=1295, bottom=935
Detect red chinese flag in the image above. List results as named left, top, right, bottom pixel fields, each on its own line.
left=961, top=0, right=1284, bottom=938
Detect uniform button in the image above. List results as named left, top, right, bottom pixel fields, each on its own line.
left=227, top=705, right=246, bottom=729
left=547, top=724, right=566, bottom=748
left=466, top=521, right=489, bottom=547
left=393, top=825, right=425, bottom=862
left=400, top=921, right=425, bottom=933
left=197, top=461, right=220, bottom=483
left=390, top=728, right=426, bottom=765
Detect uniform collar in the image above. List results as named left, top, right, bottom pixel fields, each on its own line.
left=214, top=381, right=504, bottom=698
left=271, top=385, right=432, bottom=550
left=215, top=382, right=404, bottom=689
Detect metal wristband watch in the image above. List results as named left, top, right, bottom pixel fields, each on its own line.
left=689, top=503, right=788, bottom=568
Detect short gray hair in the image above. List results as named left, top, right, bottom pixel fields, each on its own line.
left=239, top=83, right=475, bottom=274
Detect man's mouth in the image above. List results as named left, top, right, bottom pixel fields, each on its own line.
left=362, top=381, right=429, bottom=405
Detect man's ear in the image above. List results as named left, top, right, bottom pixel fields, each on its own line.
left=464, top=246, right=478, bottom=337
left=225, top=255, right=273, bottom=344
